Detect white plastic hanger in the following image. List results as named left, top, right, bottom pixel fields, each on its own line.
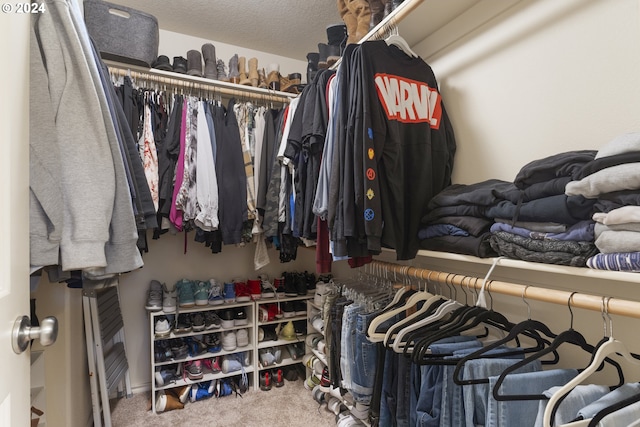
left=385, top=25, right=418, bottom=58
left=367, top=267, right=434, bottom=342
left=543, top=297, right=640, bottom=427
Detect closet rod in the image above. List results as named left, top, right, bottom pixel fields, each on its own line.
left=107, top=62, right=295, bottom=103
left=369, top=260, right=640, bottom=320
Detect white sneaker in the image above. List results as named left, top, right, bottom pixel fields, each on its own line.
left=162, top=282, right=177, bottom=313
left=222, top=330, right=237, bottom=351
left=236, top=328, right=249, bottom=347
left=155, top=317, right=171, bottom=337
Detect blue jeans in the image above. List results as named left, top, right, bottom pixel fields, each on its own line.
left=432, top=340, right=483, bottom=427
left=577, top=383, right=640, bottom=420
left=352, top=311, right=378, bottom=404
left=341, top=303, right=363, bottom=391
left=533, top=384, right=609, bottom=427
left=487, top=368, right=578, bottom=427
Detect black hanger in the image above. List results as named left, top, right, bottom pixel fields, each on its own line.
left=452, top=286, right=560, bottom=385
left=492, top=293, right=624, bottom=402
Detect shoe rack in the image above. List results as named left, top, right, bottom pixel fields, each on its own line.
left=30, top=347, right=46, bottom=427
left=149, top=300, right=255, bottom=414
left=254, top=294, right=313, bottom=383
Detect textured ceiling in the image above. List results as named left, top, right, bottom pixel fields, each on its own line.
left=107, top=0, right=342, bottom=61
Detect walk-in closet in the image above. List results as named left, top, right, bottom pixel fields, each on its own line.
left=4, top=0, right=640, bottom=426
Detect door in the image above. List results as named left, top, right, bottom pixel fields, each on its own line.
left=0, top=11, right=31, bottom=427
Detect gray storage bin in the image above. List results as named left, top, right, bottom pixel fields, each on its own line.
left=84, top=0, right=159, bottom=67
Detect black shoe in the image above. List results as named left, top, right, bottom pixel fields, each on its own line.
left=283, top=365, right=299, bottom=381
left=293, top=320, right=307, bottom=336
left=220, top=309, right=235, bottom=328
left=293, top=301, right=307, bottom=316
left=152, top=55, right=173, bottom=71
left=283, top=272, right=298, bottom=297
left=282, top=301, right=295, bottom=318
left=191, top=312, right=206, bottom=331
left=305, top=271, right=316, bottom=294
left=173, top=56, right=187, bottom=73
left=175, top=313, right=192, bottom=333
left=295, top=273, right=307, bottom=296
left=234, top=307, right=248, bottom=326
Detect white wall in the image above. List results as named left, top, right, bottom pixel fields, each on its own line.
left=118, top=235, right=318, bottom=391
left=417, top=0, right=640, bottom=184
left=158, top=29, right=307, bottom=82
left=405, top=0, right=640, bottom=380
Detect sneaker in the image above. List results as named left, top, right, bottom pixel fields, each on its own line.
left=237, top=369, right=249, bottom=394
left=283, top=365, right=299, bottom=381
left=305, top=271, right=317, bottom=294
left=259, top=348, right=276, bottom=367
left=162, top=282, right=177, bottom=313
left=155, top=367, right=178, bottom=386
left=185, top=360, right=203, bottom=380
left=273, top=346, right=282, bottom=363
left=293, top=320, right=307, bottom=336
left=283, top=272, right=298, bottom=297
left=155, top=316, right=171, bottom=337
left=286, top=342, right=305, bottom=360
left=218, top=378, right=234, bottom=396
left=258, top=306, right=270, bottom=323
left=319, top=366, right=332, bottom=392
left=260, top=325, right=278, bottom=341
left=234, top=307, right=248, bottom=326
left=260, top=371, right=272, bottom=391
left=193, top=281, right=211, bottom=306
left=154, top=340, right=173, bottom=362
left=272, top=368, right=284, bottom=387
left=191, top=312, right=206, bottom=332
left=273, top=277, right=286, bottom=297
left=170, top=339, right=188, bottom=359
left=234, top=280, right=251, bottom=302
left=202, top=357, right=221, bottom=373
left=145, top=280, right=164, bottom=311
left=186, top=336, right=207, bottom=357
left=223, top=282, right=236, bottom=303
left=282, top=301, right=295, bottom=318
left=248, top=279, right=262, bottom=300
left=156, top=390, right=184, bottom=412
left=208, top=279, right=224, bottom=305
left=220, top=309, right=235, bottom=328
left=314, top=282, right=330, bottom=308
left=293, top=300, right=307, bottom=316
left=260, top=276, right=276, bottom=298
left=295, top=273, right=307, bottom=296
left=311, top=314, right=324, bottom=334
left=176, top=279, right=195, bottom=308
left=175, top=313, right=192, bottom=334
left=222, top=330, right=237, bottom=351
left=236, top=328, right=249, bottom=347
left=304, top=373, right=321, bottom=390
left=204, top=333, right=222, bottom=353
left=204, top=311, right=222, bottom=329
left=236, top=350, right=251, bottom=367
left=221, top=355, right=242, bottom=373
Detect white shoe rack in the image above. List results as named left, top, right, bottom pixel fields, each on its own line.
left=148, top=294, right=313, bottom=413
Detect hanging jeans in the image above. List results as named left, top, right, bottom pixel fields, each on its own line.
left=351, top=311, right=379, bottom=404
left=341, top=303, right=364, bottom=390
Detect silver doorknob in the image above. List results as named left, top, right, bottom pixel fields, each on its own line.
left=12, top=315, right=58, bottom=354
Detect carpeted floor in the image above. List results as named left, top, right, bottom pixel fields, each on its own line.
left=110, top=378, right=337, bottom=426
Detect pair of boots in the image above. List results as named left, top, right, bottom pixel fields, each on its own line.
left=337, top=0, right=404, bottom=44
left=265, top=64, right=302, bottom=93
left=183, top=43, right=217, bottom=79
left=227, top=54, right=260, bottom=87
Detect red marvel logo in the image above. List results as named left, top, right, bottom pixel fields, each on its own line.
left=374, top=73, right=442, bottom=128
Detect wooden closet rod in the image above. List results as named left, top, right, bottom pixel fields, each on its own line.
left=369, top=260, right=640, bottom=320
left=107, top=63, right=294, bottom=103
